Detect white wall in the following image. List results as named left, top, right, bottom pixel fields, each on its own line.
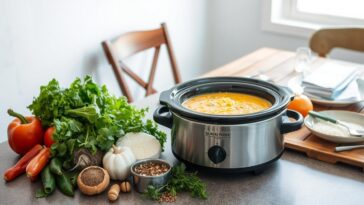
left=1, top=0, right=364, bottom=143
left=207, top=0, right=364, bottom=69
left=0, top=0, right=208, bottom=142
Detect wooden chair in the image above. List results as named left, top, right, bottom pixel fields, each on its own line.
left=102, top=23, right=181, bottom=102
left=309, top=28, right=364, bottom=57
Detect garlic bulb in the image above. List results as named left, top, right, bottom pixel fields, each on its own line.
left=102, top=145, right=136, bottom=180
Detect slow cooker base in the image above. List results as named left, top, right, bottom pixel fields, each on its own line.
left=172, top=149, right=284, bottom=174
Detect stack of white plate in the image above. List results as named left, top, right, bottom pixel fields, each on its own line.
left=288, top=61, right=364, bottom=107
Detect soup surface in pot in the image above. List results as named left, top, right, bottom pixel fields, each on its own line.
left=182, top=92, right=272, bottom=115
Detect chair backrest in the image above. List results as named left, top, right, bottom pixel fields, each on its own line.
left=102, top=23, right=181, bottom=102
left=309, top=28, right=364, bottom=57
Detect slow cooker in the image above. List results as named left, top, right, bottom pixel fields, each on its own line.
left=153, top=77, right=303, bottom=172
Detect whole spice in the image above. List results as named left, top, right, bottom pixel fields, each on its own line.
left=7, top=109, right=44, bottom=155
left=56, top=173, right=74, bottom=196
left=81, top=168, right=104, bottom=186
left=133, top=162, right=170, bottom=176
left=3, top=144, right=43, bottom=182
left=26, top=147, right=51, bottom=178
left=159, top=192, right=177, bottom=203
left=50, top=158, right=63, bottom=175
left=108, top=184, right=120, bottom=201
left=77, top=166, right=110, bottom=195
left=120, top=181, right=131, bottom=193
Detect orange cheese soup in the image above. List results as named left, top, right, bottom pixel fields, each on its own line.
left=182, top=92, right=272, bottom=115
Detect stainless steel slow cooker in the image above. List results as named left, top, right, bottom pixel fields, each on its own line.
left=153, top=77, right=303, bottom=172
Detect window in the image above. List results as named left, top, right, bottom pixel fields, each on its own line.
left=262, top=0, right=364, bottom=38
left=296, top=0, right=364, bottom=20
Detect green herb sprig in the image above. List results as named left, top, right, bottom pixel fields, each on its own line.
left=144, top=163, right=208, bottom=201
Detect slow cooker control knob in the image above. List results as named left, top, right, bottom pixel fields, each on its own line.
left=208, top=146, right=226, bottom=164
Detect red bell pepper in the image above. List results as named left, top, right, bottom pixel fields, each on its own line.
left=7, top=109, right=44, bottom=155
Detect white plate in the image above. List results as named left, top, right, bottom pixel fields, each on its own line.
left=287, top=77, right=364, bottom=107
left=304, top=110, right=364, bottom=143
left=309, top=96, right=361, bottom=107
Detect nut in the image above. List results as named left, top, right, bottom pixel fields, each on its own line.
left=108, top=184, right=120, bottom=201
left=120, top=181, right=131, bottom=193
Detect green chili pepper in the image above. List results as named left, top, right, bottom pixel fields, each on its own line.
left=42, top=165, right=56, bottom=195
left=66, top=171, right=79, bottom=188
left=56, top=174, right=74, bottom=196
left=36, top=165, right=56, bottom=198
left=50, top=158, right=63, bottom=176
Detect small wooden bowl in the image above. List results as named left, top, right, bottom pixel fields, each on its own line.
left=77, top=166, right=110, bottom=195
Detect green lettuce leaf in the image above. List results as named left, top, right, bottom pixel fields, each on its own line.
left=28, top=76, right=166, bottom=162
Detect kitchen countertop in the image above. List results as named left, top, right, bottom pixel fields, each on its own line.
left=1, top=94, right=364, bottom=205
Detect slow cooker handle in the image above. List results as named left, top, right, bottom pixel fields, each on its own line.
left=280, top=109, right=304, bottom=134
left=153, top=105, right=173, bottom=128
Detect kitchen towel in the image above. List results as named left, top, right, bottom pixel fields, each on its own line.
left=303, top=62, right=359, bottom=100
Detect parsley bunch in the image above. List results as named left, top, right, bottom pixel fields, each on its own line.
left=28, top=76, right=166, bottom=167
left=144, top=163, right=208, bottom=201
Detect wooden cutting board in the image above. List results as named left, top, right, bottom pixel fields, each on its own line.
left=284, top=102, right=364, bottom=172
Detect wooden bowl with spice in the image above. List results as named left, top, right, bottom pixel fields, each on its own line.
left=77, top=166, right=110, bottom=196
left=130, top=159, right=171, bottom=193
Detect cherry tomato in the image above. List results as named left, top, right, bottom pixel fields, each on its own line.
left=44, top=127, right=56, bottom=147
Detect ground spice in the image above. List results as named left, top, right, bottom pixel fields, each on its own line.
left=159, top=192, right=177, bottom=203
left=134, top=162, right=170, bottom=176
left=80, top=167, right=105, bottom=186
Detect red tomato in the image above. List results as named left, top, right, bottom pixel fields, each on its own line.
left=44, top=127, right=56, bottom=147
